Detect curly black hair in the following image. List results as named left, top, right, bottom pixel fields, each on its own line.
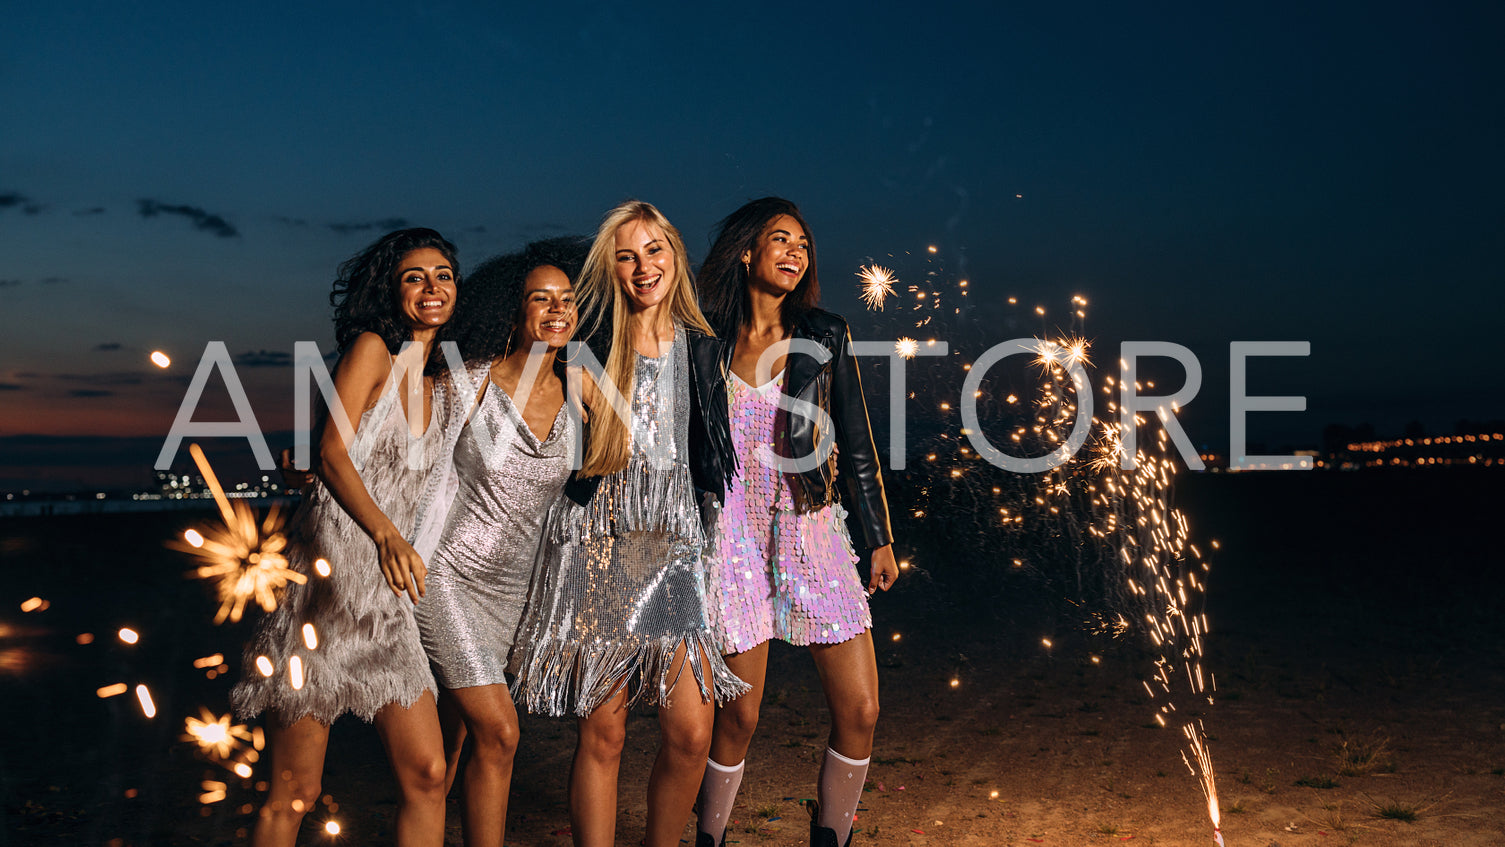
left=329, top=227, right=460, bottom=355
left=698, top=197, right=820, bottom=336
left=448, top=236, right=590, bottom=367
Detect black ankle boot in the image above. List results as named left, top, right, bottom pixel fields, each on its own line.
left=807, top=799, right=854, bottom=847
left=695, top=830, right=727, bottom=847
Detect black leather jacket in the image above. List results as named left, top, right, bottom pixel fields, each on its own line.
left=692, top=308, right=894, bottom=550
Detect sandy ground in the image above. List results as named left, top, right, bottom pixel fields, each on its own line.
left=4, top=469, right=1503, bottom=846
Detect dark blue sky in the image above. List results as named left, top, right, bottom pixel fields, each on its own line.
left=3, top=1, right=1502, bottom=488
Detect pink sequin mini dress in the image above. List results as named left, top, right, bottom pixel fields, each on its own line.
left=703, top=371, right=869, bottom=654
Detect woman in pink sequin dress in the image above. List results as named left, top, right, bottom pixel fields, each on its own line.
left=692, top=198, right=898, bottom=847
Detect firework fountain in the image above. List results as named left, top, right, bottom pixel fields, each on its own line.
left=856, top=251, right=1223, bottom=843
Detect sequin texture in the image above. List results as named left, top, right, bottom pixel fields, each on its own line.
left=415, top=375, right=574, bottom=689
left=703, top=371, right=868, bottom=654
left=512, top=329, right=749, bottom=716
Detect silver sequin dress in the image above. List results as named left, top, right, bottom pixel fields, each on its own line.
left=232, top=373, right=443, bottom=724
left=511, top=329, right=750, bottom=716
left=415, top=376, right=574, bottom=689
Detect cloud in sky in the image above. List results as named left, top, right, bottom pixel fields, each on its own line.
left=56, top=372, right=145, bottom=387
left=0, top=383, right=26, bottom=391
left=0, top=191, right=45, bottom=215
left=74, top=207, right=106, bottom=216
left=232, top=350, right=293, bottom=367
left=328, top=217, right=409, bottom=235
left=136, top=198, right=239, bottom=238
left=67, top=389, right=114, bottom=398
left=93, top=342, right=123, bottom=352
left=0, top=279, right=20, bottom=288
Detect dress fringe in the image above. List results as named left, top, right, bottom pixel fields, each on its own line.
left=511, top=628, right=751, bottom=718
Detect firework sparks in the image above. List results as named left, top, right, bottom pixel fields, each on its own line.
left=183, top=708, right=252, bottom=760
left=895, top=337, right=919, bottom=359
left=135, top=684, right=157, bottom=718
left=857, top=264, right=898, bottom=310
left=171, top=443, right=301, bottom=623
left=150, top=350, right=172, bottom=368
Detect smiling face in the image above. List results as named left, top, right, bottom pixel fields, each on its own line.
left=394, top=247, right=458, bottom=332
left=612, top=218, right=677, bottom=313
left=513, top=264, right=576, bottom=350
left=741, top=214, right=809, bottom=296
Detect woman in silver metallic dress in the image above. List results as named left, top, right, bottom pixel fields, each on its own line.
left=232, top=228, right=458, bottom=847
left=511, top=201, right=748, bottom=847
left=411, top=240, right=583, bottom=847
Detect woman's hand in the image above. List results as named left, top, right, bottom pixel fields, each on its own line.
left=278, top=447, right=318, bottom=490
left=867, top=544, right=899, bottom=594
left=374, top=528, right=427, bottom=603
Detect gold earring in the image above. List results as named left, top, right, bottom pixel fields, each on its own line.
left=742, top=258, right=750, bottom=275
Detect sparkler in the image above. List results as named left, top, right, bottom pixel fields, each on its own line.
left=170, top=443, right=300, bottom=623
left=858, top=264, right=898, bottom=310
left=858, top=256, right=1225, bottom=842
left=183, top=708, right=253, bottom=760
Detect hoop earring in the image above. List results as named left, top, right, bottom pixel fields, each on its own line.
left=504, top=327, right=517, bottom=358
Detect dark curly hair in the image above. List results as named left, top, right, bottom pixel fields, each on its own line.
left=698, top=197, right=820, bottom=336
left=448, top=236, right=589, bottom=368
left=329, top=227, right=460, bottom=356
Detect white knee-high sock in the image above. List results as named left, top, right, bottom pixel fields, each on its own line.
left=696, top=757, right=745, bottom=841
left=817, top=747, right=869, bottom=842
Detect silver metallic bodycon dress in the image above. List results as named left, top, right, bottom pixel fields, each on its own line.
left=415, top=377, right=573, bottom=689
left=232, top=371, right=443, bottom=724
left=511, top=329, right=749, bottom=716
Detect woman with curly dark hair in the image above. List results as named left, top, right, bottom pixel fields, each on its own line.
left=232, top=227, right=459, bottom=847
left=411, top=238, right=586, bottom=847
left=692, top=198, right=898, bottom=847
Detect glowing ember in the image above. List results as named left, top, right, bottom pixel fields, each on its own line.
left=895, top=337, right=919, bottom=359
left=192, top=653, right=225, bottom=669
left=255, top=655, right=275, bottom=677
left=135, top=684, right=156, bottom=718
left=118, top=628, right=139, bottom=644
left=314, top=558, right=331, bottom=577
left=150, top=350, right=172, bottom=368
left=234, top=762, right=253, bottom=778
left=184, top=529, right=205, bottom=548
left=97, top=683, right=128, bottom=698
left=19, top=597, right=47, bottom=613
left=289, top=655, right=305, bottom=690
left=200, top=779, right=227, bottom=804
left=857, top=264, right=898, bottom=310
left=302, top=623, right=319, bottom=650
left=325, top=820, right=341, bottom=835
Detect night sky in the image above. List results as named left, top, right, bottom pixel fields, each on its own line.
left=3, top=1, right=1502, bottom=490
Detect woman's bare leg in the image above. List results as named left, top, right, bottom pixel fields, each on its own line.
left=438, top=689, right=468, bottom=795
left=373, top=691, right=448, bottom=847
left=708, top=641, right=770, bottom=765
left=446, top=683, right=521, bottom=847
left=644, top=645, right=715, bottom=847
left=808, top=631, right=879, bottom=760
left=571, top=689, right=629, bottom=847
left=252, top=715, right=330, bottom=847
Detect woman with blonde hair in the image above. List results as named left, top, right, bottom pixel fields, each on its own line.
left=511, top=201, right=747, bottom=847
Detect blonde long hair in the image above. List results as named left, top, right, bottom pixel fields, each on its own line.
left=576, top=200, right=713, bottom=478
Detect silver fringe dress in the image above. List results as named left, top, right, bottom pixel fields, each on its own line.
left=511, top=330, right=750, bottom=716
left=231, top=373, right=443, bottom=724
left=415, top=376, right=574, bottom=689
